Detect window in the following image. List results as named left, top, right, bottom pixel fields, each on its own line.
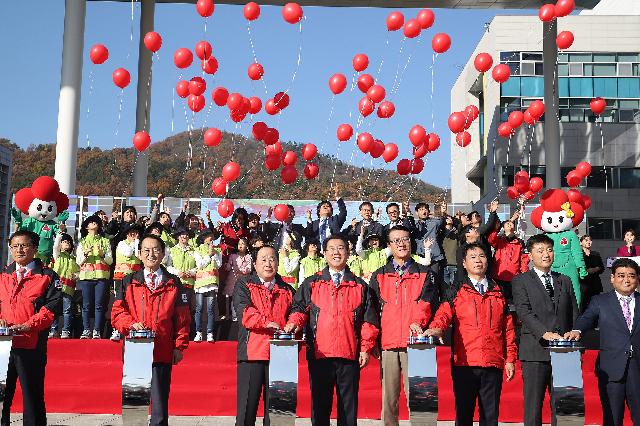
left=522, top=53, right=542, bottom=61
left=559, top=78, right=569, bottom=97
left=619, top=100, right=640, bottom=109
left=507, top=62, right=520, bottom=75
left=618, top=53, right=639, bottom=62
left=521, top=77, right=544, bottom=97
left=558, top=64, right=569, bottom=76
left=521, top=62, right=535, bottom=75
left=587, top=218, right=614, bottom=240
left=501, top=77, right=521, bottom=97
left=593, top=64, right=617, bottom=76
left=569, top=77, right=593, bottom=97
left=619, top=168, right=640, bottom=188
left=593, top=53, right=616, bottom=62
left=501, top=52, right=518, bottom=61
left=570, top=53, right=592, bottom=62
left=618, top=63, right=633, bottom=76
left=535, top=63, right=544, bottom=76
left=586, top=167, right=615, bottom=188
left=618, top=78, right=640, bottom=97
left=593, top=78, right=617, bottom=97
left=569, top=63, right=583, bottom=76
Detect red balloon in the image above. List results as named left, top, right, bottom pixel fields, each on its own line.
left=204, top=128, right=222, bottom=147
left=411, top=158, right=425, bottom=174
left=227, top=93, right=243, bottom=110
left=508, top=110, right=525, bottom=128
left=382, top=143, right=399, bottom=163
left=195, top=40, right=212, bottom=60
left=281, top=165, right=298, bottom=184
left=529, top=100, right=545, bottom=119
left=244, top=2, right=260, bottom=20
left=514, top=171, right=530, bottom=193
left=302, top=143, right=318, bottom=161
left=473, top=52, right=493, bottom=73
left=386, top=11, right=404, bottom=31
left=397, top=159, right=412, bottom=176
left=566, top=170, right=582, bottom=187
left=248, top=97, right=262, bottom=114
left=448, top=112, right=466, bottom=134
left=89, top=44, right=109, bottom=65
left=196, top=0, right=215, bottom=17
left=282, top=151, right=298, bottom=166
left=211, top=177, right=227, bottom=196
left=523, top=110, right=537, bottom=125
left=265, top=99, right=281, bottom=115
left=377, top=101, right=395, bottom=119
left=304, top=163, right=319, bottom=180
left=576, top=161, right=592, bottom=178
left=239, top=97, right=252, bottom=115
left=409, top=125, right=427, bottom=147
left=523, top=191, right=536, bottom=201
left=582, top=194, right=592, bottom=210
left=357, top=133, right=374, bottom=153
left=265, top=155, right=280, bottom=171
left=188, top=94, right=206, bottom=112
left=403, top=19, right=421, bottom=39
left=366, top=85, right=386, bottom=103
left=230, top=110, right=247, bottom=123
left=144, top=32, right=162, bottom=52
left=507, top=186, right=519, bottom=200
left=337, top=124, right=353, bottom=142
left=567, top=189, right=583, bottom=205
left=556, top=31, right=574, bottom=50
left=282, top=3, right=303, bottom=24
left=555, top=0, right=575, bottom=17
left=212, top=87, right=229, bottom=106
left=189, top=77, right=206, bottom=96
left=590, top=97, right=606, bottom=115
left=274, top=92, right=290, bottom=109
left=112, top=68, right=130, bottom=89
left=538, top=4, right=556, bottom=22
left=329, top=73, right=347, bottom=95
left=218, top=200, right=235, bottom=219
left=353, top=54, right=369, bottom=72
left=248, top=63, right=264, bottom=80
left=359, top=97, right=375, bottom=117
left=529, top=176, right=544, bottom=193
left=357, top=74, right=375, bottom=93
left=463, top=105, right=479, bottom=127
left=427, top=133, right=441, bottom=152
left=274, top=204, right=289, bottom=222
left=201, top=56, right=219, bottom=75
left=498, top=122, right=514, bottom=138
left=176, top=80, right=189, bottom=98
left=492, top=64, right=511, bottom=83
left=174, top=48, right=193, bottom=69
left=263, top=128, right=279, bottom=146
left=133, top=131, right=151, bottom=152
left=431, top=33, right=451, bottom=54
left=265, top=141, right=282, bottom=157
left=417, top=9, right=435, bottom=29
left=252, top=122, right=268, bottom=140
left=222, top=161, right=241, bottom=183
left=370, top=140, right=385, bottom=159
left=455, top=131, right=471, bottom=148
left=413, top=142, right=428, bottom=159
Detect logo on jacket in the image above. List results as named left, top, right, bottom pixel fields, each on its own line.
left=181, top=293, right=188, bottom=303
left=560, top=237, right=568, bottom=246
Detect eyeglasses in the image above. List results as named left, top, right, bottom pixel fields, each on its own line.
left=389, top=237, right=411, bottom=245
left=10, top=244, right=33, bottom=250
left=141, top=248, right=162, bottom=255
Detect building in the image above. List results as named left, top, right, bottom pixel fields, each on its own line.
left=451, top=12, right=640, bottom=256
left=0, top=144, right=14, bottom=267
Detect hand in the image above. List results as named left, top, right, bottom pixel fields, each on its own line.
left=351, top=218, right=357, bottom=229
left=59, top=223, right=67, bottom=233
left=10, top=323, right=30, bottom=333
left=542, top=331, right=563, bottom=341
left=0, top=319, right=7, bottom=328
left=97, top=249, right=105, bottom=257
left=266, top=206, right=273, bottom=219
left=403, top=201, right=411, bottom=216
left=183, top=201, right=189, bottom=211
left=359, top=351, right=370, bottom=368
left=157, top=193, right=164, bottom=203
left=306, top=210, right=312, bottom=221
left=283, top=323, right=299, bottom=334
left=440, top=201, right=448, bottom=215
left=370, top=346, right=381, bottom=360
left=409, top=323, right=423, bottom=336
left=488, top=199, right=499, bottom=213
left=564, top=330, right=581, bottom=341
left=130, top=322, right=145, bottom=331
left=172, top=349, right=184, bottom=365
left=424, top=239, right=434, bottom=250
left=205, top=210, right=211, bottom=221
left=111, top=211, right=118, bottom=220
left=334, top=185, right=340, bottom=200
left=360, top=223, right=366, bottom=237
left=266, top=322, right=281, bottom=332
left=505, top=362, right=515, bottom=381
left=422, top=328, right=444, bottom=344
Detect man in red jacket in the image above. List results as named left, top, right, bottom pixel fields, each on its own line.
left=424, top=243, right=517, bottom=426
left=368, top=225, right=438, bottom=426
left=111, top=234, right=191, bottom=426
left=0, top=230, right=61, bottom=426
left=284, top=234, right=379, bottom=426
left=233, top=246, right=296, bottom=426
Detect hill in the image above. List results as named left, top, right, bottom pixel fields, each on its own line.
left=1, top=133, right=445, bottom=202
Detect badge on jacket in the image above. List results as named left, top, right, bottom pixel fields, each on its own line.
left=181, top=293, right=188, bottom=303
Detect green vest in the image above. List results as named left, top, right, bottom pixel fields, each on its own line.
left=300, top=255, right=327, bottom=280
left=360, top=248, right=389, bottom=276
left=278, top=250, right=301, bottom=288
left=195, top=244, right=221, bottom=290
left=52, top=252, right=80, bottom=296
left=78, top=235, right=111, bottom=281
left=347, top=256, right=363, bottom=277
left=170, top=244, right=197, bottom=288
left=114, top=241, right=142, bottom=279
left=161, top=230, right=176, bottom=248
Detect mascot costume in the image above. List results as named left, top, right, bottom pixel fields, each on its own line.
left=11, top=176, right=70, bottom=264
left=531, top=188, right=587, bottom=306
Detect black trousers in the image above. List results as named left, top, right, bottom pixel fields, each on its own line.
left=598, top=358, right=640, bottom=426
left=429, top=259, right=446, bottom=307
left=150, top=363, right=173, bottom=426
left=308, top=357, right=359, bottom=426
left=1, top=349, right=47, bottom=426
left=451, top=365, right=503, bottom=426
left=236, top=361, right=269, bottom=426
left=521, top=360, right=556, bottom=426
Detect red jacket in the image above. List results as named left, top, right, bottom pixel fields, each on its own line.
left=111, top=267, right=191, bottom=364
left=429, top=280, right=517, bottom=369
left=288, top=268, right=379, bottom=361
left=487, top=230, right=529, bottom=282
left=0, top=260, right=61, bottom=351
left=234, top=274, right=295, bottom=361
left=369, top=261, right=437, bottom=350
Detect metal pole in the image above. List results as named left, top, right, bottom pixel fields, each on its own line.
left=54, top=0, right=86, bottom=195
left=543, top=19, right=561, bottom=188
left=132, top=0, right=156, bottom=197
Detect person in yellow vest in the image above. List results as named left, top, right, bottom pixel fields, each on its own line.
left=193, top=231, right=222, bottom=342
left=347, top=240, right=364, bottom=278
left=49, top=232, right=80, bottom=339
left=356, top=230, right=390, bottom=283
left=299, top=241, right=327, bottom=283
left=166, top=228, right=197, bottom=316
left=278, top=233, right=301, bottom=289
left=76, top=215, right=113, bottom=339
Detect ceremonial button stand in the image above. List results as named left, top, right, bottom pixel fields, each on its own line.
left=407, top=336, right=439, bottom=426
left=268, top=332, right=301, bottom=426
left=547, top=339, right=585, bottom=424
left=0, top=328, right=13, bottom=404
left=122, top=330, right=155, bottom=425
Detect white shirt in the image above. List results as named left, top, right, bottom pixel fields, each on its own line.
left=616, top=290, right=636, bottom=332
left=533, top=267, right=554, bottom=291
left=144, top=268, right=163, bottom=290
left=469, top=276, right=489, bottom=294
left=259, top=276, right=276, bottom=292
left=15, top=261, right=37, bottom=281
left=328, top=268, right=344, bottom=286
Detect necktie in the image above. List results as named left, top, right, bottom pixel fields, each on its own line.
left=543, top=273, right=554, bottom=299
left=477, top=282, right=485, bottom=295
left=320, top=219, right=328, bottom=246
left=621, top=296, right=633, bottom=331
left=333, top=273, right=341, bottom=287
left=147, top=273, right=157, bottom=291
left=16, top=267, right=26, bottom=282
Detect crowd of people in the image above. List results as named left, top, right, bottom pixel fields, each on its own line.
left=1, top=190, right=639, bottom=426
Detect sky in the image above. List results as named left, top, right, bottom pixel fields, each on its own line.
left=0, top=1, right=537, bottom=192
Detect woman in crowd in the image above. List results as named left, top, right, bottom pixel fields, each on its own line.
left=298, top=241, right=326, bottom=283
left=579, top=234, right=604, bottom=312
left=278, top=233, right=301, bottom=288
left=223, top=237, right=252, bottom=321
left=617, top=229, right=640, bottom=257
left=193, top=231, right=222, bottom=342
left=49, top=232, right=79, bottom=339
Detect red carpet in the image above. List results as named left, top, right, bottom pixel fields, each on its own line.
left=7, top=341, right=632, bottom=423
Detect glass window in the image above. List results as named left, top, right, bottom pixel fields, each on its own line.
left=618, top=63, right=633, bottom=76
left=593, top=78, right=617, bottom=97
left=522, top=53, right=542, bottom=61
left=569, top=109, right=584, bottom=122
left=558, top=53, right=569, bottom=62
left=584, top=64, right=593, bottom=76
left=507, top=62, right=520, bottom=75
left=558, top=64, right=569, bottom=76
left=569, top=53, right=592, bottom=62
left=620, top=169, right=640, bottom=188
left=501, top=52, right=519, bottom=61
left=618, top=53, right=639, bottom=62
left=569, top=63, right=583, bottom=76
left=618, top=78, right=640, bottom=97
left=586, top=167, right=615, bottom=188
left=501, top=77, right=521, bottom=97
left=621, top=219, right=640, bottom=235
left=521, top=62, right=535, bottom=75
left=535, top=63, right=544, bottom=76
left=634, top=64, right=640, bottom=77
left=521, top=77, right=544, bottom=97
left=569, top=98, right=591, bottom=107
left=593, top=53, right=616, bottom=62
left=559, top=109, right=570, bottom=122
left=588, top=218, right=614, bottom=240
left=619, top=100, right=640, bottom=108
left=569, top=77, right=593, bottom=97
left=593, top=64, right=617, bottom=76
left=559, top=78, right=569, bottom=97
left=559, top=98, right=570, bottom=107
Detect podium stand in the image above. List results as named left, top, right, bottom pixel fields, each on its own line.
left=548, top=340, right=585, bottom=424
left=407, top=336, right=438, bottom=425
left=0, top=328, right=13, bottom=404
left=122, top=330, right=155, bottom=425
left=268, top=333, right=300, bottom=426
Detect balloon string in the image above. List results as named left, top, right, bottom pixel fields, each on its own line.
left=598, top=119, right=607, bottom=192
left=375, top=34, right=391, bottom=79
left=390, top=38, right=419, bottom=97
left=491, top=135, right=501, bottom=194
left=385, top=175, right=412, bottom=202
left=85, top=70, right=95, bottom=147
left=129, top=0, right=135, bottom=42
left=527, top=124, right=535, bottom=175
left=349, top=70, right=358, bottom=93
left=389, top=37, right=406, bottom=96
left=430, top=53, right=437, bottom=131
left=277, top=17, right=305, bottom=104
left=329, top=142, right=343, bottom=191
left=121, top=151, right=139, bottom=198
left=247, top=21, right=269, bottom=97
left=114, top=89, right=125, bottom=137
left=318, top=95, right=335, bottom=162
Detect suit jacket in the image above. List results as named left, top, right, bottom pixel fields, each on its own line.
left=512, top=269, right=578, bottom=362
left=574, top=291, right=640, bottom=381
left=306, top=198, right=347, bottom=243
left=262, top=221, right=305, bottom=251
left=345, top=220, right=386, bottom=245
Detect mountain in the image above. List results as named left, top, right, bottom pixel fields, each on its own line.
left=1, top=133, right=445, bottom=201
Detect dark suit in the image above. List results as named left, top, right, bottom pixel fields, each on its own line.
left=574, top=291, right=640, bottom=426
left=262, top=221, right=305, bottom=251
left=306, top=198, right=347, bottom=244
left=344, top=220, right=385, bottom=245
left=512, top=269, right=578, bottom=426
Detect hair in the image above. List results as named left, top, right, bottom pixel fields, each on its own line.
left=303, top=240, right=319, bottom=254
left=95, top=209, right=107, bottom=217
left=138, top=234, right=166, bottom=253
left=158, top=211, right=172, bottom=224
left=251, top=245, right=278, bottom=264
left=316, top=200, right=333, bottom=216
left=247, top=213, right=260, bottom=222
left=196, top=231, right=215, bottom=246
left=287, top=204, right=295, bottom=213
left=526, top=233, right=555, bottom=253
left=249, top=236, right=264, bottom=247
left=237, top=236, right=249, bottom=252
left=386, top=225, right=411, bottom=242
left=359, top=201, right=373, bottom=211
left=186, top=213, right=198, bottom=223
left=467, top=210, right=481, bottom=221
left=462, top=242, right=488, bottom=259
left=9, top=230, right=40, bottom=248
left=123, top=205, right=137, bottom=217
left=145, top=222, right=164, bottom=236
left=415, top=202, right=429, bottom=211
left=459, top=225, right=478, bottom=244
left=80, top=214, right=104, bottom=238
left=59, top=233, right=75, bottom=251
left=322, top=234, right=349, bottom=252
left=386, top=202, right=399, bottom=213
left=579, top=234, right=591, bottom=242
left=232, top=208, right=249, bottom=224
left=137, top=216, right=150, bottom=226
left=624, top=229, right=636, bottom=237
left=611, top=258, right=640, bottom=275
